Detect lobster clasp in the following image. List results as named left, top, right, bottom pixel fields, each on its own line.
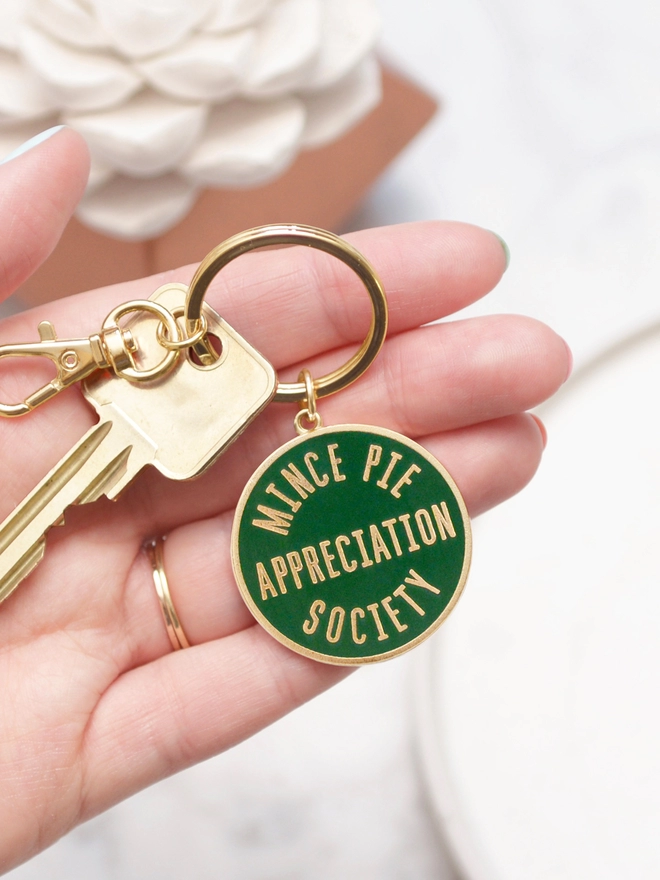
left=0, top=321, right=135, bottom=417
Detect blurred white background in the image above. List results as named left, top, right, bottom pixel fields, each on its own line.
left=8, top=0, right=660, bottom=877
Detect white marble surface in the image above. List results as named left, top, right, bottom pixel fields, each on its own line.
left=7, top=0, right=660, bottom=876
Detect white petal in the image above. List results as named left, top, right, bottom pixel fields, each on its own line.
left=301, top=0, right=380, bottom=91
left=77, top=173, right=197, bottom=239
left=0, top=0, right=28, bottom=52
left=0, top=50, right=58, bottom=122
left=180, top=97, right=305, bottom=187
left=65, top=90, right=207, bottom=175
left=18, top=23, right=142, bottom=111
left=0, top=117, right=59, bottom=159
left=300, top=56, right=381, bottom=149
left=242, top=0, right=321, bottom=98
left=136, top=30, right=253, bottom=102
left=202, top=0, right=270, bottom=33
left=28, top=0, right=110, bottom=50
left=88, top=0, right=215, bottom=58
left=86, top=155, right=114, bottom=191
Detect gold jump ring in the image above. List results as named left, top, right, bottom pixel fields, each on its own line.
left=157, top=307, right=208, bottom=351
left=299, top=368, right=317, bottom=419
left=294, top=368, right=322, bottom=434
left=184, top=224, right=389, bottom=402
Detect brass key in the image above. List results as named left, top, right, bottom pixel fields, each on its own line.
left=0, top=283, right=276, bottom=604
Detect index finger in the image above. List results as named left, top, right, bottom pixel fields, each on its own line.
left=7, top=221, right=508, bottom=371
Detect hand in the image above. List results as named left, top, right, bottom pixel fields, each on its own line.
left=0, top=128, right=570, bottom=872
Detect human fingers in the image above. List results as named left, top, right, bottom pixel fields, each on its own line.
left=0, top=229, right=515, bottom=527
left=0, top=309, right=567, bottom=634
left=80, top=625, right=347, bottom=820
left=4, top=221, right=508, bottom=368
left=88, top=313, right=568, bottom=538
left=0, top=127, right=89, bottom=300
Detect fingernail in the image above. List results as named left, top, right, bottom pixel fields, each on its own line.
left=487, top=231, right=510, bottom=272
left=563, top=338, right=573, bottom=383
left=0, top=125, right=66, bottom=166
left=530, top=414, right=547, bottom=449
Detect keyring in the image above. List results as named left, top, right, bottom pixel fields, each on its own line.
left=184, top=224, right=389, bottom=402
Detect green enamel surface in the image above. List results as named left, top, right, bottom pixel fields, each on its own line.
left=234, top=427, right=470, bottom=663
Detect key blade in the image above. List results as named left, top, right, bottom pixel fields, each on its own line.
left=0, top=420, right=137, bottom=604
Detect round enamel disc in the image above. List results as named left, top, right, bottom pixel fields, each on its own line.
left=231, top=426, right=471, bottom=664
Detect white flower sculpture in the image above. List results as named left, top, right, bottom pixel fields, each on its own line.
left=0, top=0, right=381, bottom=239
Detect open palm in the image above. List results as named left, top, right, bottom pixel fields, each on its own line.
left=0, top=129, right=570, bottom=872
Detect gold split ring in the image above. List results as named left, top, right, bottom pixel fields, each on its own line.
left=156, top=306, right=209, bottom=351
left=184, top=224, right=389, bottom=402
left=145, top=537, right=190, bottom=650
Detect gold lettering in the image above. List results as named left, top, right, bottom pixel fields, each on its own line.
left=398, top=513, right=421, bottom=551
left=393, top=583, right=425, bottom=615
left=286, top=551, right=304, bottom=589
left=377, top=450, right=403, bottom=489
left=391, top=463, right=422, bottom=498
left=381, top=595, right=408, bottom=632
left=326, top=606, right=345, bottom=643
left=351, top=607, right=367, bottom=644
left=415, top=508, right=436, bottom=545
left=335, top=535, right=357, bottom=572
left=363, top=444, right=382, bottom=481
left=319, top=540, right=340, bottom=578
left=432, top=502, right=457, bottom=540
left=366, top=602, right=389, bottom=640
left=381, top=518, right=403, bottom=556
left=281, top=463, right=316, bottom=499
left=351, top=529, right=373, bottom=567
left=302, top=546, right=326, bottom=583
left=256, top=562, right=278, bottom=600
left=271, top=556, right=288, bottom=594
left=328, top=443, right=346, bottom=482
left=252, top=505, right=294, bottom=536
left=369, top=524, right=392, bottom=563
left=265, top=483, right=301, bottom=512
left=405, top=568, right=441, bottom=594
left=304, top=451, right=329, bottom=487
left=303, top=599, right=326, bottom=634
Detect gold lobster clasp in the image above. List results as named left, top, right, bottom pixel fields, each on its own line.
left=0, top=320, right=137, bottom=417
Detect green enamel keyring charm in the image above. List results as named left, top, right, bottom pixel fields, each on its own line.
left=184, top=224, right=389, bottom=403
left=232, top=425, right=472, bottom=665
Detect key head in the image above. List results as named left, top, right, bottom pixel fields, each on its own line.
left=83, top=284, right=277, bottom=481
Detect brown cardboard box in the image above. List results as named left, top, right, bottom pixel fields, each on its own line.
left=19, top=64, right=437, bottom=306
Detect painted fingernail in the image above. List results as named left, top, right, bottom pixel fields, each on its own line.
left=563, top=338, right=573, bottom=383
left=530, top=414, right=547, bottom=449
left=0, top=125, right=66, bottom=166
left=486, top=231, right=510, bottom=272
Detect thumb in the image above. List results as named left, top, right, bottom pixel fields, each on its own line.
left=0, top=126, right=90, bottom=301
